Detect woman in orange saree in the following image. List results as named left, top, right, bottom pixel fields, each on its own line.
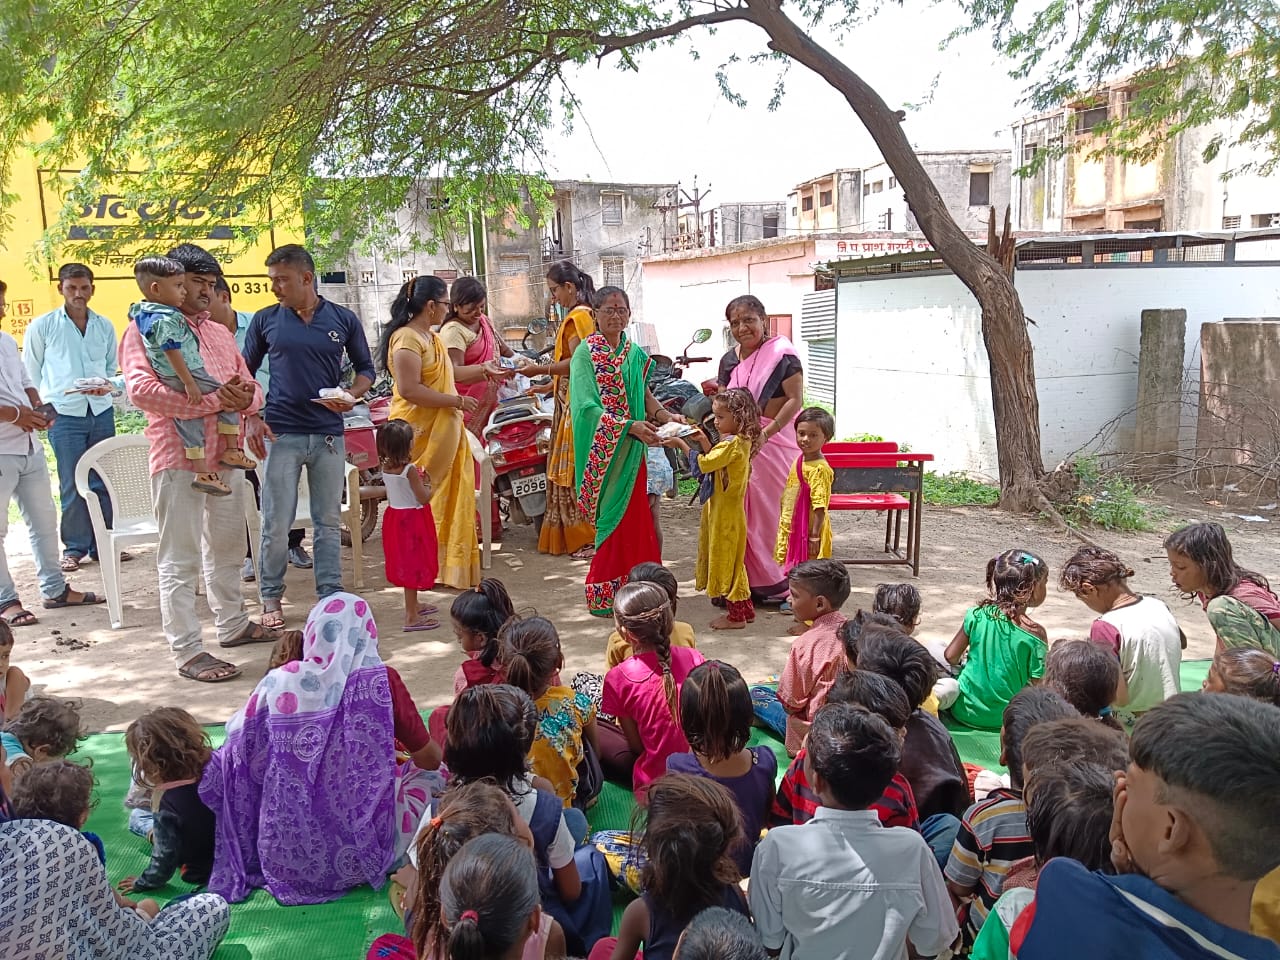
left=535, top=260, right=598, bottom=559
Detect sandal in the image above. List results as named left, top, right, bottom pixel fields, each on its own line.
left=219, top=450, right=257, bottom=471
left=178, top=652, right=242, bottom=683
left=261, top=603, right=286, bottom=630
left=60, top=555, right=83, bottom=573
left=192, top=474, right=232, bottom=497
left=219, top=620, right=281, bottom=648
left=0, top=603, right=37, bottom=626
left=418, top=605, right=440, bottom=616
left=42, top=586, right=106, bottom=609
left=403, top=618, right=440, bottom=633
left=570, top=545, right=596, bottom=561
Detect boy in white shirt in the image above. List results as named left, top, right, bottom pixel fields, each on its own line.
left=749, top=702, right=958, bottom=960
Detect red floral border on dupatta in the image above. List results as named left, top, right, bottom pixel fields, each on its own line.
left=576, top=333, right=634, bottom=521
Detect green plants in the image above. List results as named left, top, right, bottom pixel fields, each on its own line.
left=1061, top=457, right=1164, bottom=532
left=114, top=408, right=147, bottom=435
left=922, top=472, right=999, bottom=507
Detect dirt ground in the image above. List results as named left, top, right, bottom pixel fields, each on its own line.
left=6, top=492, right=1268, bottom=732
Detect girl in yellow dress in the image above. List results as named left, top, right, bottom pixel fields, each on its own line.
left=665, top=388, right=763, bottom=631
left=775, top=406, right=836, bottom=568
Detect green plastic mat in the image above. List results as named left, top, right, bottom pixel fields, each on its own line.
left=74, top=663, right=1212, bottom=958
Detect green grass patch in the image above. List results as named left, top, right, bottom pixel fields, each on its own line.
left=1061, top=456, right=1165, bottom=532
left=923, top=471, right=999, bottom=507
left=676, top=476, right=699, bottom=498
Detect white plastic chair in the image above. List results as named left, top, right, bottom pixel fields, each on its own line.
left=244, top=461, right=365, bottom=591
left=74, top=435, right=159, bottom=629
left=467, top=431, right=493, bottom=570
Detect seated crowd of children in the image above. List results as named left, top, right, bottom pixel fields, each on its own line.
left=4, top=510, right=1280, bottom=960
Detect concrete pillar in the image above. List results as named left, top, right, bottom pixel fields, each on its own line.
left=1134, top=308, right=1187, bottom=470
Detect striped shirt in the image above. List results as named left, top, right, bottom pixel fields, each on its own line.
left=944, top=787, right=1032, bottom=936
left=771, top=749, right=919, bottom=831
left=119, top=312, right=262, bottom=477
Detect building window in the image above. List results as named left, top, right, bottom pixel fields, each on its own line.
left=862, top=183, right=871, bottom=197
left=763, top=214, right=779, bottom=239
left=801, top=196, right=814, bottom=212
left=319, top=271, right=347, bottom=285
left=1251, top=213, right=1280, bottom=228
left=888, top=176, right=896, bottom=189
left=819, top=190, right=833, bottom=207
left=1022, top=142, right=1040, bottom=164
left=498, top=253, right=531, bottom=275
left=790, top=206, right=797, bottom=217
left=1125, top=218, right=1162, bottom=231
left=1222, top=215, right=1242, bottom=230
left=969, top=172, right=991, bottom=207
left=601, top=256, right=625, bottom=288
left=1075, top=105, right=1109, bottom=134
left=872, top=181, right=884, bottom=194
left=359, top=269, right=375, bottom=284
left=601, top=192, right=624, bottom=225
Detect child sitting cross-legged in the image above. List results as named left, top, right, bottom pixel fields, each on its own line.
left=771, top=669, right=919, bottom=831
left=1060, top=545, right=1184, bottom=714
left=1013, top=693, right=1280, bottom=959
left=855, top=628, right=971, bottom=865
left=872, top=583, right=959, bottom=712
left=1203, top=645, right=1280, bottom=707
left=605, top=562, right=698, bottom=670
left=667, top=660, right=777, bottom=875
left=590, top=774, right=749, bottom=960
left=0, top=695, right=84, bottom=782
left=968, top=717, right=1129, bottom=960
left=1043, top=639, right=1126, bottom=732
left=750, top=701, right=959, bottom=960
left=944, top=686, right=1075, bottom=945
left=119, top=707, right=217, bottom=895
left=9, top=759, right=162, bottom=920
left=751, top=559, right=850, bottom=756
left=946, top=549, right=1050, bottom=730
left=499, top=615, right=599, bottom=810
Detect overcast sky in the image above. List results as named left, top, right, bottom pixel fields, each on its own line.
left=545, top=7, right=1029, bottom=203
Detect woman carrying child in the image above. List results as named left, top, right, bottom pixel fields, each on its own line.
left=378, top=419, right=440, bottom=632
left=201, top=593, right=439, bottom=904
left=774, top=406, right=835, bottom=568
left=664, top=388, right=762, bottom=629
left=945, top=549, right=1050, bottom=731
left=1165, top=522, right=1280, bottom=656
left=1061, top=545, right=1183, bottom=714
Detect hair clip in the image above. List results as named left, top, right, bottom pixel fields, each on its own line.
left=1018, top=552, right=1039, bottom=566
left=708, top=661, right=721, bottom=671
left=429, top=816, right=443, bottom=829
left=1273, top=661, right=1280, bottom=675
left=1099, top=706, right=1113, bottom=717
left=459, top=910, right=480, bottom=925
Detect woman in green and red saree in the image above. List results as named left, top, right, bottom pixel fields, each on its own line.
left=570, top=287, right=682, bottom=616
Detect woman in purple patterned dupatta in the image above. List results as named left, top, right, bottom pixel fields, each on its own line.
left=716, top=295, right=805, bottom=604
left=200, top=593, right=435, bottom=905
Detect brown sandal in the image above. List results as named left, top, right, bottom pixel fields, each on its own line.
left=178, top=652, right=242, bottom=683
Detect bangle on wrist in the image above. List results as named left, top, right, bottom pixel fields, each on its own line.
left=7, top=406, right=19, bottom=423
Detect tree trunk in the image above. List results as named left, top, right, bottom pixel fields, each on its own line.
left=746, top=0, right=1049, bottom=511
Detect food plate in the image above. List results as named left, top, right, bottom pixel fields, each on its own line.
left=656, top=421, right=698, bottom=440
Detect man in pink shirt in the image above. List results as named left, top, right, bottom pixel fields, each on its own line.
left=119, top=244, right=275, bottom=682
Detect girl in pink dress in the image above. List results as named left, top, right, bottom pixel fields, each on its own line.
left=378, top=420, right=440, bottom=632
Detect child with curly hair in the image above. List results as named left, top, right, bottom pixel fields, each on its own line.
left=0, top=695, right=83, bottom=781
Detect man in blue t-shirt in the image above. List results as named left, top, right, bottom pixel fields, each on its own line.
left=243, top=245, right=374, bottom=623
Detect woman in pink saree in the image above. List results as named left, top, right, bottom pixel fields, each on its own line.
left=715, top=295, right=805, bottom=604
left=439, top=277, right=516, bottom=438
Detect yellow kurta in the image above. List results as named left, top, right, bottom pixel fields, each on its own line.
left=774, top=456, right=834, bottom=565
left=695, top=435, right=752, bottom=603
left=538, top=306, right=598, bottom=556
left=387, top=325, right=480, bottom=589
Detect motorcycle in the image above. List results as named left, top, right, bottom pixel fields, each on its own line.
left=341, top=392, right=392, bottom=545
left=646, top=328, right=714, bottom=478
left=483, top=393, right=553, bottom=532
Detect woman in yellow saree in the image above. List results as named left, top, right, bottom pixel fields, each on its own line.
left=382, top=276, right=505, bottom=590
left=535, top=260, right=598, bottom=559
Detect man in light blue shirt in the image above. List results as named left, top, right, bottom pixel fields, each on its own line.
left=23, top=263, right=121, bottom=570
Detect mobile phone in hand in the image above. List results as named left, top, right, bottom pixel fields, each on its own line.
left=35, top=402, right=56, bottom=421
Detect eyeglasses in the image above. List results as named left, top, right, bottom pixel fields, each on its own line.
left=598, top=306, right=629, bottom=318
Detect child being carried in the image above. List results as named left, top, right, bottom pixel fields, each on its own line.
left=129, top=255, right=255, bottom=497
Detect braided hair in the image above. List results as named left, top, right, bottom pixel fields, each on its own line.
left=614, top=581, right=678, bottom=722
left=979, top=548, right=1048, bottom=621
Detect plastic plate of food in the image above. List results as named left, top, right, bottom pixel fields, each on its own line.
left=656, top=421, right=699, bottom=440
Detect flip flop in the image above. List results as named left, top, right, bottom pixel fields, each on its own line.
left=570, top=546, right=596, bottom=561
left=404, top=619, right=440, bottom=632
left=60, top=555, right=82, bottom=572
left=219, top=621, right=282, bottom=648
left=178, top=652, right=242, bottom=683
left=418, top=605, right=440, bottom=616
left=261, top=604, right=286, bottom=630
left=42, top=587, right=106, bottom=609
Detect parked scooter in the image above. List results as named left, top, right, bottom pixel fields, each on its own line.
left=483, top=393, right=553, bottom=532
left=341, top=392, right=392, bottom=545
left=647, top=328, right=714, bottom=477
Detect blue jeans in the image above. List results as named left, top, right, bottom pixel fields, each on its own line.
left=750, top=685, right=789, bottom=739
left=259, top=433, right=346, bottom=601
left=0, top=449, right=68, bottom=606
left=47, top=408, right=115, bottom=559
left=921, top=812, right=962, bottom=871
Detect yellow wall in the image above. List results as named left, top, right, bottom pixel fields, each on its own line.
left=0, top=153, right=302, bottom=345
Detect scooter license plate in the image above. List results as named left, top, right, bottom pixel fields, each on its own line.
left=511, top=472, right=547, bottom=498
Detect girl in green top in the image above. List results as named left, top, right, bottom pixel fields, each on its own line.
left=944, top=550, right=1050, bottom=730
